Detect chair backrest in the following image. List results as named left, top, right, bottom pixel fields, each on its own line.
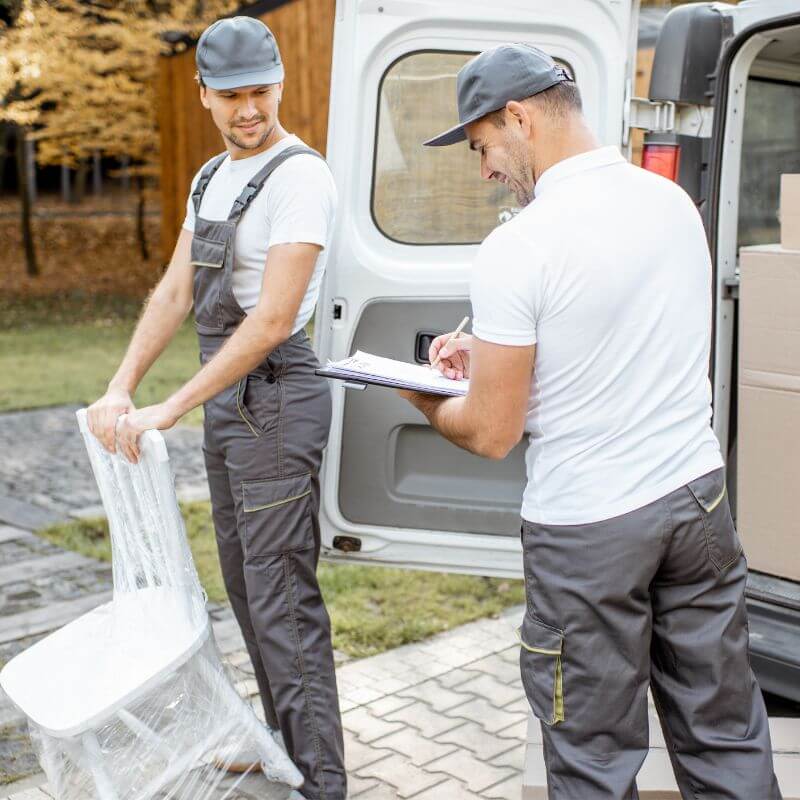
left=76, top=409, right=207, bottom=629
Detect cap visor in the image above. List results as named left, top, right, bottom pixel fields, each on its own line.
left=423, top=122, right=468, bottom=147
left=202, top=64, right=284, bottom=90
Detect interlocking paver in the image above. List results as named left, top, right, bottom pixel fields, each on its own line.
left=385, top=701, right=464, bottom=739
left=454, top=672, right=523, bottom=708
left=489, top=741, right=526, bottom=771
left=346, top=774, right=381, bottom=797
left=397, top=678, right=476, bottom=713
left=444, top=697, right=527, bottom=734
left=355, top=753, right=447, bottom=798
left=434, top=721, right=519, bottom=762
left=463, top=652, right=522, bottom=685
left=482, top=771, right=524, bottom=800
left=364, top=694, right=416, bottom=718
left=343, top=707, right=406, bottom=744
left=343, top=730, right=395, bottom=772
left=422, top=749, right=516, bottom=794
left=371, top=726, right=456, bottom=767
left=433, top=667, right=479, bottom=690
left=409, top=777, right=485, bottom=799
left=496, top=717, right=529, bottom=741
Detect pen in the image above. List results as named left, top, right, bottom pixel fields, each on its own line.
left=430, top=316, right=470, bottom=370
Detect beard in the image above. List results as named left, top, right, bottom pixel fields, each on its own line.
left=506, top=141, right=535, bottom=207
left=224, top=119, right=274, bottom=150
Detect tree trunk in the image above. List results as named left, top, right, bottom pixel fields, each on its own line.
left=15, top=126, right=39, bottom=277
left=73, top=159, right=88, bottom=204
left=136, top=174, right=149, bottom=261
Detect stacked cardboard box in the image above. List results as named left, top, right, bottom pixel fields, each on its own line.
left=738, top=174, right=800, bottom=582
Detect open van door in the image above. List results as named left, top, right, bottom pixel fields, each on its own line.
left=702, top=2, right=800, bottom=703
left=314, top=0, right=639, bottom=577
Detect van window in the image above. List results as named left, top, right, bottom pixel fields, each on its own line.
left=371, top=51, right=535, bottom=246
left=738, top=77, right=800, bottom=248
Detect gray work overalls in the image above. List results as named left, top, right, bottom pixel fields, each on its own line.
left=189, top=145, right=344, bottom=800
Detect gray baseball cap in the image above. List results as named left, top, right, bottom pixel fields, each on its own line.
left=196, top=16, right=284, bottom=90
left=423, top=44, right=571, bottom=147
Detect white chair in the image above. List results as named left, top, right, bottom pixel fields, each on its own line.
left=0, top=409, right=302, bottom=800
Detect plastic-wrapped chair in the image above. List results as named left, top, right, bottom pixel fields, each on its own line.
left=0, top=409, right=303, bottom=800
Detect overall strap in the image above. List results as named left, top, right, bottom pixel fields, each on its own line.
left=227, top=144, right=325, bottom=223
left=191, top=153, right=228, bottom=215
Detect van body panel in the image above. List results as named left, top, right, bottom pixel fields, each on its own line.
left=317, top=0, right=638, bottom=575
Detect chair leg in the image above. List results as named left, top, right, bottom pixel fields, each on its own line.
left=81, top=731, right=120, bottom=800
left=117, top=707, right=174, bottom=761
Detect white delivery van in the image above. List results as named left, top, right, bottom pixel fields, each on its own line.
left=316, top=0, right=800, bottom=708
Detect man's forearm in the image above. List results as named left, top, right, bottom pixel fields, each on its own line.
left=410, top=394, right=486, bottom=454
left=165, top=312, right=290, bottom=420
left=109, top=288, right=191, bottom=394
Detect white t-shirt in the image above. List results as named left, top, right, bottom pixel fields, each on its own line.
left=182, top=134, right=337, bottom=334
left=471, top=145, right=723, bottom=525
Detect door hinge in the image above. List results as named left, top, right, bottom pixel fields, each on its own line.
left=623, top=80, right=715, bottom=144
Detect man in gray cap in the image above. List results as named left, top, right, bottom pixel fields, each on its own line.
left=401, top=43, right=780, bottom=799
left=87, top=16, right=345, bottom=800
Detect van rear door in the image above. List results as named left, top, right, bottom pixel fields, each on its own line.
left=315, top=0, right=639, bottom=577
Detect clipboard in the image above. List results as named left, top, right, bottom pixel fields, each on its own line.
left=315, top=351, right=469, bottom=398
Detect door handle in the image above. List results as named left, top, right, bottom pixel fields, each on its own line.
left=415, top=331, right=443, bottom=364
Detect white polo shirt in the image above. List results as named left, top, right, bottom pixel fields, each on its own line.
left=183, top=134, right=337, bottom=335
left=471, top=146, right=723, bottom=525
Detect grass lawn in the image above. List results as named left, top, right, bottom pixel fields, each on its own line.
left=0, top=296, right=204, bottom=425
left=40, top=505, right=525, bottom=659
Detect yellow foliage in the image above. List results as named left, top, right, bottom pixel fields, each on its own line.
left=0, top=0, right=239, bottom=167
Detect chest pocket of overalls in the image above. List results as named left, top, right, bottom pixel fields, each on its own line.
left=191, top=233, right=226, bottom=332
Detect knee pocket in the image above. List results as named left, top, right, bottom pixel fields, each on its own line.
left=519, top=612, right=565, bottom=726
left=242, top=473, right=314, bottom=559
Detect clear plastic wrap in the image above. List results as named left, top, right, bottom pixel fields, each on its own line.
left=0, top=409, right=303, bottom=799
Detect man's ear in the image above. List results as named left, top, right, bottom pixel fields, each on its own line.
left=199, top=85, right=210, bottom=110
left=506, top=99, right=534, bottom=137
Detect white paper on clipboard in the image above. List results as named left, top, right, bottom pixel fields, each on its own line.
left=316, top=351, right=469, bottom=397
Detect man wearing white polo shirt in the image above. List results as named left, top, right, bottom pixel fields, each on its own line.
left=401, top=43, right=781, bottom=799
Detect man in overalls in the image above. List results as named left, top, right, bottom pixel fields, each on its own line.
left=87, top=16, right=345, bottom=800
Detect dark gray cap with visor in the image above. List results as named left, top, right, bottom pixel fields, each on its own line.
left=196, top=16, right=284, bottom=90
left=424, top=43, right=571, bottom=147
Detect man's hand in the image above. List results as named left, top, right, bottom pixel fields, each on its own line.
left=88, top=387, right=136, bottom=455
left=430, top=333, right=473, bottom=380
left=115, top=402, right=181, bottom=464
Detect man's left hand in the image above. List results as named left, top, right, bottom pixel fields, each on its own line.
left=116, top=402, right=180, bottom=464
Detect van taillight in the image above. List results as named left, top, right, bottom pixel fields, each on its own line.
left=642, top=144, right=680, bottom=182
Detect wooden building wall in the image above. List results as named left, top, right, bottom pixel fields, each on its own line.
left=158, top=0, right=335, bottom=260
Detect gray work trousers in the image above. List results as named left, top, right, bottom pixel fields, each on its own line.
left=201, top=331, right=345, bottom=800
left=520, top=468, right=781, bottom=800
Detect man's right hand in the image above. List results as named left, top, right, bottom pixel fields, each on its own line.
left=88, top=387, right=136, bottom=454
left=429, top=332, right=473, bottom=381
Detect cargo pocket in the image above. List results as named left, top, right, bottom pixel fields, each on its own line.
left=518, top=612, right=565, bottom=726
left=242, top=473, right=314, bottom=558
left=191, top=235, right=225, bottom=332
left=687, top=469, right=742, bottom=572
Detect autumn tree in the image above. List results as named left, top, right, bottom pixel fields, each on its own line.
left=0, top=0, right=239, bottom=271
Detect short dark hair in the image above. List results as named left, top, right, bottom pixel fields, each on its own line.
left=194, top=71, right=206, bottom=88
left=530, top=81, right=582, bottom=117
left=485, top=80, right=582, bottom=128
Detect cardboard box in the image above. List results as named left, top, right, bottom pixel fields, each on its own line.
left=781, top=174, right=800, bottom=251
left=738, top=245, right=800, bottom=582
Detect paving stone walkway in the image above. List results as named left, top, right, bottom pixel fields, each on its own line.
left=2, top=553, right=527, bottom=800
left=0, top=405, right=208, bottom=528
left=0, top=405, right=529, bottom=799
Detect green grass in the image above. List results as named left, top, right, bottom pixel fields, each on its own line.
left=40, top=504, right=525, bottom=659
left=0, top=295, right=204, bottom=425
